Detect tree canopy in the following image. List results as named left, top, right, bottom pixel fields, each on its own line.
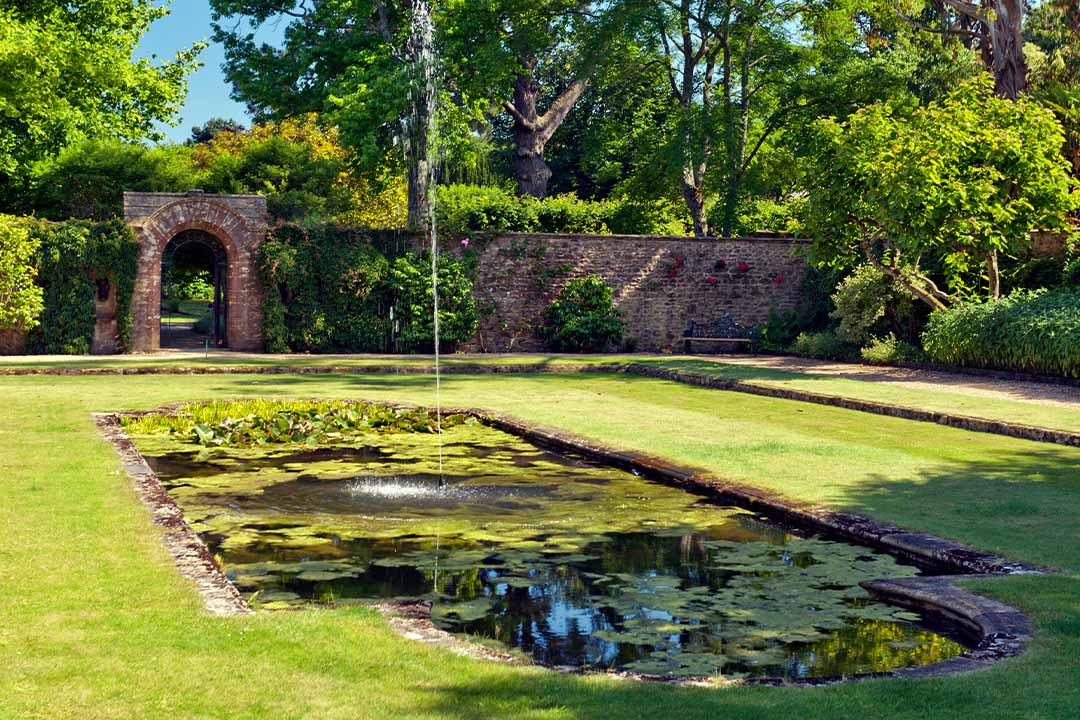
left=0, top=1, right=202, bottom=205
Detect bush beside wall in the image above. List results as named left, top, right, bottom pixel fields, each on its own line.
left=922, top=288, right=1080, bottom=377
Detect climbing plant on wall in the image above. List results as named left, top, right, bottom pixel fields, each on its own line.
left=258, top=223, right=393, bottom=353
left=24, top=219, right=138, bottom=354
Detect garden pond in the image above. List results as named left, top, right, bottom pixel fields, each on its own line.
left=126, top=403, right=966, bottom=680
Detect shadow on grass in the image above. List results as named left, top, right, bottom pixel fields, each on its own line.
left=827, top=445, right=1080, bottom=573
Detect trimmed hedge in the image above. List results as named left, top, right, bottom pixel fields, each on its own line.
left=435, top=184, right=690, bottom=236
left=922, top=288, right=1080, bottom=377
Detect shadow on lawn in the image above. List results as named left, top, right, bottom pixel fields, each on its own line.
left=828, top=445, right=1080, bottom=573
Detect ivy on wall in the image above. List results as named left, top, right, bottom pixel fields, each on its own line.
left=24, top=218, right=138, bottom=354
left=259, top=222, right=478, bottom=353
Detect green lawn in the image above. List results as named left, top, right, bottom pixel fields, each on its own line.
left=1, top=371, right=1078, bottom=719
left=639, top=358, right=1080, bottom=434
left=3, top=353, right=1077, bottom=436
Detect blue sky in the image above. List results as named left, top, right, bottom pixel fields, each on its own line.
left=137, top=2, right=284, bottom=143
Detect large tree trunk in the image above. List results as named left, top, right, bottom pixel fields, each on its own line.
left=505, top=62, right=589, bottom=198
left=988, top=0, right=1027, bottom=99
left=682, top=175, right=709, bottom=237
left=509, top=72, right=551, bottom=198
left=405, top=0, right=436, bottom=232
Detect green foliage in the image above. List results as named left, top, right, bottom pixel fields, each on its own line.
left=435, top=184, right=689, bottom=236
left=805, top=76, right=1080, bottom=308
left=0, top=215, right=43, bottom=331
left=860, top=334, right=925, bottom=365
left=790, top=330, right=856, bottom=362
left=541, top=275, right=623, bottom=352
left=729, top=196, right=806, bottom=237
left=0, top=1, right=201, bottom=203
left=167, top=267, right=214, bottom=301
left=123, top=401, right=466, bottom=448
left=258, top=223, right=391, bottom=353
left=24, top=218, right=139, bottom=354
left=389, top=252, right=478, bottom=352
left=830, top=265, right=919, bottom=346
left=28, top=140, right=196, bottom=220
left=922, top=288, right=1080, bottom=378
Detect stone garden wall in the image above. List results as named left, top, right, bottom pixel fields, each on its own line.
left=447, top=232, right=809, bottom=353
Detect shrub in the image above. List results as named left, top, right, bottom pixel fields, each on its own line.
left=389, top=252, right=478, bottom=352
left=831, top=265, right=920, bottom=346
left=860, top=334, right=926, bottom=365
left=0, top=215, right=44, bottom=332
left=541, top=275, right=623, bottom=352
left=789, top=330, right=856, bottom=361
left=921, top=288, right=1080, bottom=377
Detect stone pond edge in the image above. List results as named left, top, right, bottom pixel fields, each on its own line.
left=94, top=403, right=1040, bottom=685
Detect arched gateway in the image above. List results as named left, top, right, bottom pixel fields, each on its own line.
left=123, top=191, right=268, bottom=352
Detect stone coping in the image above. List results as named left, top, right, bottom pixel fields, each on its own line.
left=19, top=361, right=1080, bottom=449
left=96, top=401, right=1040, bottom=685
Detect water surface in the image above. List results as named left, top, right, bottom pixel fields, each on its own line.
left=134, top=423, right=966, bottom=679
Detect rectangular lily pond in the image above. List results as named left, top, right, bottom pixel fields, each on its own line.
left=124, top=401, right=966, bottom=680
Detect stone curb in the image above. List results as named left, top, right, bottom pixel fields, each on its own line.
left=93, top=413, right=252, bottom=617
left=12, top=361, right=1080, bottom=449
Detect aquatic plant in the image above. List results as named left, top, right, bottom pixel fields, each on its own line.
left=122, top=401, right=468, bottom=447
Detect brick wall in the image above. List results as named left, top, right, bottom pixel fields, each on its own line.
left=123, top=191, right=268, bottom=352
left=448, top=233, right=809, bottom=353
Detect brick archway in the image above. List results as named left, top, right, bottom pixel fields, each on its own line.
left=124, top=192, right=268, bottom=353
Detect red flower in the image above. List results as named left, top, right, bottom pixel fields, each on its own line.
left=774, top=274, right=784, bottom=284
left=666, top=268, right=678, bottom=278
left=673, top=255, right=684, bottom=267
left=737, top=262, right=750, bottom=272
left=706, top=276, right=718, bottom=284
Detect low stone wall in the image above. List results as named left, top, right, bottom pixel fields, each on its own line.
left=446, top=233, right=808, bottom=353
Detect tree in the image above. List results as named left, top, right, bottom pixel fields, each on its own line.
left=624, top=0, right=835, bottom=237
left=892, top=1, right=1027, bottom=99
left=805, top=77, right=1078, bottom=310
left=1025, top=0, right=1080, bottom=176
left=442, top=0, right=623, bottom=198
left=0, top=1, right=202, bottom=206
left=29, top=140, right=197, bottom=221
left=188, top=118, right=247, bottom=145
left=211, top=0, right=445, bottom=230
left=191, top=115, right=407, bottom=226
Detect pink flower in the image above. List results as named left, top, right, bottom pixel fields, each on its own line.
left=461, top=238, right=470, bottom=248
left=706, top=276, right=718, bottom=284
left=737, top=262, right=750, bottom=273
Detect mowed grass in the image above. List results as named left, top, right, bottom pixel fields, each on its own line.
left=1, top=371, right=1078, bottom=719
left=4, top=351, right=1080, bottom=435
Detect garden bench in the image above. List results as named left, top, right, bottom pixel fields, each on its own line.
left=682, top=317, right=757, bottom=354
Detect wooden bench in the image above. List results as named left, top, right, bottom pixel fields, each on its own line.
left=683, top=318, right=756, bottom=354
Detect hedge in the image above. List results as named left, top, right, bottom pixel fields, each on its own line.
left=922, top=288, right=1080, bottom=377
left=435, top=184, right=690, bottom=236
